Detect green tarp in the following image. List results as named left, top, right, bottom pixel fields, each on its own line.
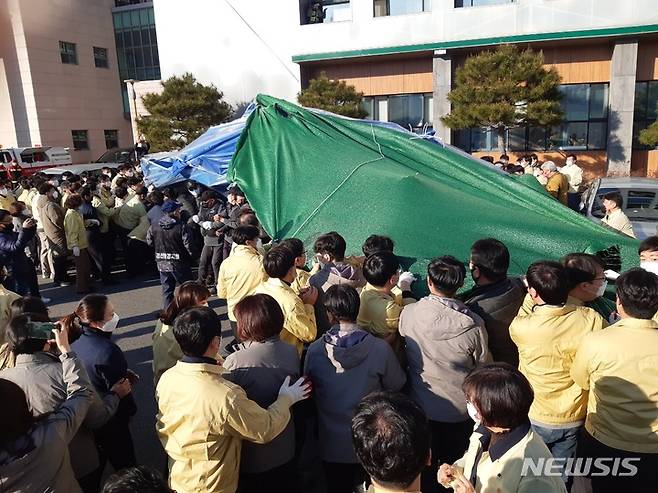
left=228, top=95, right=639, bottom=293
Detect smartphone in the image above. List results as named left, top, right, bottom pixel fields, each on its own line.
left=27, top=321, right=58, bottom=340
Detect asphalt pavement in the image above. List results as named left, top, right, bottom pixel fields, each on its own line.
left=44, top=271, right=232, bottom=472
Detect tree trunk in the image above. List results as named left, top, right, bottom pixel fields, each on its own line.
left=496, top=127, right=507, bottom=153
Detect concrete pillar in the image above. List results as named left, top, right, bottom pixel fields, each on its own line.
left=432, top=50, right=452, bottom=145
left=607, top=40, right=638, bottom=176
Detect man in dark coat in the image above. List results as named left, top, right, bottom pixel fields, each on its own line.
left=461, top=238, right=525, bottom=367
left=146, top=200, right=198, bottom=308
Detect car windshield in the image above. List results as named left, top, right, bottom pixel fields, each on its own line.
left=96, top=150, right=132, bottom=163
left=593, top=187, right=658, bottom=221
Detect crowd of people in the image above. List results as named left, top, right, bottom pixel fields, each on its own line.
left=0, top=159, right=655, bottom=493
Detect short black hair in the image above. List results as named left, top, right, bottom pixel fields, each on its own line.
left=362, top=235, right=395, bottom=257
left=427, top=256, right=465, bottom=295
left=352, top=392, right=430, bottom=490
left=526, top=260, right=569, bottom=305
left=324, top=284, right=360, bottom=322
left=602, top=191, right=623, bottom=208
left=638, top=236, right=658, bottom=255
left=463, top=363, right=533, bottom=430
left=127, top=177, right=142, bottom=187
left=263, top=245, right=296, bottom=279
left=363, top=251, right=399, bottom=287
left=500, top=154, right=509, bottom=160
left=480, top=155, right=494, bottom=164
left=102, top=466, right=171, bottom=493
left=37, top=183, right=54, bottom=195
left=314, top=231, right=347, bottom=261
left=6, top=313, right=52, bottom=355
left=616, top=268, right=658, bottom=319
left=232, top=225, right=260, bottom=246
left=172, top=307, right=221, bottom=357
left=530, top=153, right=538, bottom=160
left=470, top=238, right=510, bottom=282
left=279, top=238, right=305, bottom=258
left=562, top=253, right=604, bottom=288
left=566, top=154, right=577, bottom=161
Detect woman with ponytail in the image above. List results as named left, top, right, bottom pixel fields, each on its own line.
left=153, top=281, right=210, bottom=387
left=64, top=294, right=138, bottom=477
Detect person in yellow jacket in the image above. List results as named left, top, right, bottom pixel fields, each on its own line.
left=217, top=225, right=268, bottom=341
left=255, top=245, right=318, bottom=354
left=439, top=364, right=567, bottom=493
left=0, top=181, right=16, bottom=211
left=156, top=307, right=311, bottom=493
left=64, top=194, right=91, bottom=294
left=279, top=238, right=311, bottom=295
left=571, top=268, right=658, bottom=492
left=153, top=281, right=210, bottom=387
left=357, top=251, right=416, bottom=346
left=0, top=276, right=20, bottom=345
left=509, top=261, right=604, bottom=468
left=601, top=190, right=635, bottom=238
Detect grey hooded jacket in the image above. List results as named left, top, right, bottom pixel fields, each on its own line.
left=0, top=352, right=92, bottom=492
left=399, top=294, right=492, bottom=422
left=0, top=351, right=119, bottom=478
left=304, top=323, right=406, bottom=463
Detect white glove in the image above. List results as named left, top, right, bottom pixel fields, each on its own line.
left=85, top=219, right=100, bottom=227
left=201, top=221, right=213, bottom=230
left=72, top=246, right=80, bottom=257
left=192, top=215, right=200, bottom=223
left=278, top=376, right=311, bottom=405
left=604, top=269, right=620, bottom=281
left=397, top=271, right=417, bottom=291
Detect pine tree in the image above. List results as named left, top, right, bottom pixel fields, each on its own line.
left=137, top=73, right=233, bottom=152
left=298, top=72, right=367, bottom=119
left=442, top=45, right=563, bottom=151
left=639, top=120, right=658, bottom=148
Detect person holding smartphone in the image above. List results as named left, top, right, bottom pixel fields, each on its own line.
left=0, top=320, right=93, bottom=492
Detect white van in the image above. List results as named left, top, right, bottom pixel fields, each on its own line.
left=0, top=146, right=72, bottom=174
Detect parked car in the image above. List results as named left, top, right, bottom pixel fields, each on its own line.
left=95, top=148, right=136, bottom=166
left=41, top=162, right=122, bottom=177
left=580, top=177, right=658, bottom=240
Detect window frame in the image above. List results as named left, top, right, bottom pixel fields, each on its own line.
left=361, top=93, right=433, bottom=132
left=374, top=0, right=432, bottom=17
left=93, top=46, right=109, bottom=68
left=71, top=130, right=89, bottom=151
left=454, top=0, right=515, bottom=7
left=633, top=80, right=658, bottom=150
left=104, top=129, right=119, bottom=150
left=59, top=41, right=78, bottom=65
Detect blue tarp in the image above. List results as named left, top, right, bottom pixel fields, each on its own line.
left=140, top=101, right=442, bottom=188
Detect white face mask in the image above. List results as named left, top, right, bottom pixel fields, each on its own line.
left=466, top=401, right=481, bottom=425
left=101, top=313, right=120, bottom=332
left=189, top=189, right=198, bottom=197
left=52, top=191, right=59, bottom=199
left=594, top=280, right=608, bottom=298
left=641, top=261, right=658, bottom=276
left=0, top=188, right=8, bottom=196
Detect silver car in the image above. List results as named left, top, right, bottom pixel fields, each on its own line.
left=580, top=177, right=658, bottom=240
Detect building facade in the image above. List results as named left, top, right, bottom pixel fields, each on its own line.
left=0, top=0, right=160, bottom=163
left=155, top=0, right=658, bottom=178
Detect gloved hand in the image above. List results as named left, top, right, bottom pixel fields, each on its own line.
left=397, top=271, right=417, bottom=291
left=278, top=376, right=312, bottom=405
left=201, top=221, right=213, bottom=230
left=85, top=219, right=100, bottom=227
left=72, top=246, right=80, bottom=257
left=604, top=269, right=620, bottom=281
left=192, top=215, right=200, bottom=223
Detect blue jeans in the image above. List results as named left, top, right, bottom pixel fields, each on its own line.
left=532, top=423, right=581, bottom=460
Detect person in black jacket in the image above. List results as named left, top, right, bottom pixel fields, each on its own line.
left=62, top=294, right=138, bottom=482
left=0, top=209, right=41, bottom=298
left=195, top=190, right=227, bottom=291
left=146, top=200, right=198, bottom=308
left=461, top=238, right=525, bottom=367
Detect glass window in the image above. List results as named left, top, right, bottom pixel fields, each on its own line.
left=104, top=130, right=119, bottom=150
left=528, top=126, right=547, bottom=150
left=71, top=130, right=89, bottom=151
left=589, top=84, right=608, bottom=119
left=362, top=97, right=375, bottom=119
left=561, top=84, right=589, bottom=121
left=508, top=127, right=526, bottom=150
left=301, top=1, right=351, bottom=24
left=94, top=47, right=109, bottom=68
left=389, top=94, right=424, bottom=129
left=113, top=6, right=160, bottom=82
left=140, top=8, right=149, bottom=25
left=374, top=0, right=431, bottom=16
left=633, top=81, right=658, bottom=149
left=113, top=13, right=122, bottom=29
left=59, top=41, right=77, bottom=64
left=455, top=0, right=515, bottom=7
left=587, top=122, right=607, bottom=150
